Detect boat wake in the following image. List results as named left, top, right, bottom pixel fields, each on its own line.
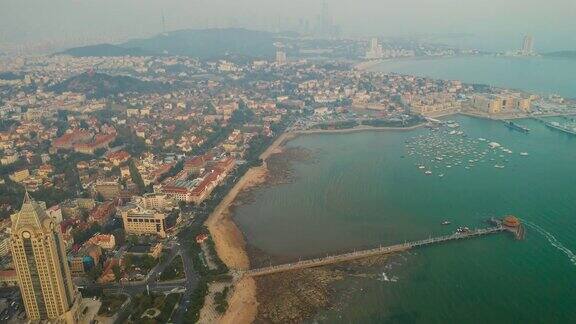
left=522, top=220, right=576, bottom=266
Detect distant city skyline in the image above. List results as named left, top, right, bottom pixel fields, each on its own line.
left=1, top=0, right=576, bottom=53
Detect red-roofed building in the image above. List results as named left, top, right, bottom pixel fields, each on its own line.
left=52, top=130, right=93, bottom=150
left=107, top=150, right=131, bottom=166
left=189, top=168, right=226, bottom=204
left=46, top=204, right=63, bottom=223
left=196, top=233, right=209, bottom=244
left=76, top=161, right=90, bottom=170
left=98, top=258, right=120, bottom=284
left=158, top=157, right=233, bottom=204
left=88, top=234, right=116, bottom=250
left=183, top=153, right=213, bottom=174
left=159, top=185, right=192, bottom=202
left=150, top=162, right=175, bottom=183
left=37, top=164, right=55, bottom=177
left=0, top=269, right=18, bottom=286
left=208, top=157, right=235, bottom=174
left=74, top=133, right=116, bottom=154
left=88, top=201, right=116, bottom=225
left=52, top=129, right=116, bottom=155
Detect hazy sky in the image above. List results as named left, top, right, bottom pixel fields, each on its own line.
left=1, top=0, right=575, bottom=51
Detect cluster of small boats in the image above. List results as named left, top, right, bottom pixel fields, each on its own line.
left=405, top=122, right=529, bottom=177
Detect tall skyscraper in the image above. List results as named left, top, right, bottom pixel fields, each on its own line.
left=366, top=37, right=384, bottom=59
left=276, top=44, right=287, bottom=65
left=10, top=192, right=80, bottom=323
left=316, top=0, right=340, bottom=38
left=319, top=0, right=330, bottom=36
left=276, top=49, right=287, bottom=65
left=521, top=35, right=534, bottom=55
left=161, top=10, right=166, bottom=34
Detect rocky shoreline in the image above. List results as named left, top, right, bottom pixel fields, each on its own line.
left=253, top=254, right=392, bottom=323
left=233, top=146, right=315, bottom=207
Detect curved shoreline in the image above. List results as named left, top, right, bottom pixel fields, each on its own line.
left=205, top=124, right=425, bottom=323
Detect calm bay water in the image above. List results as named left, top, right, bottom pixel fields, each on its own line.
left=234, top=116, right=576, bottom=323
left=370, top=56, right=576, bottom=99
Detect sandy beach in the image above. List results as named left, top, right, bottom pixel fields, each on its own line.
left=205, top=165, right=266, bottom=270
left=205, top=131, right=293, bottom=269
left=218, top=277, right=258, bottom=324
left=204, top=132, right=293, bottom=323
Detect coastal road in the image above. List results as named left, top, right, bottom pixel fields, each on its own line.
left=168, top=220, right=202, bottom=324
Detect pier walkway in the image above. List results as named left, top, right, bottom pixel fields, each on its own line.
left=246, top=226, right=505, bottom=277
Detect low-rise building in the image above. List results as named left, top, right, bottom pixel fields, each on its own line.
left=125, top=242, right=163, bottom=259
left=52, top=129, right=93, bottom=150
left=470, top=94, right=532, bottom=114
left=60, top=198, right=94, bottom=219
left=9, top=169, right=30, bottom=182
left=68, top=244, right=102, bottom=277
left=0, top=232, right=11, bottom=257
left=158, top=157, right=234, bottom=204
left=74, top=133, right=116, bottom=154
left=95, top=180, right=121, bottom=200
left=88, top=201, right=116, bottom=225
left=0, top=269, right=18, bottom=287
left=406, top=93, right=462, bottom=116
left=136, top=193, right=176, bottom=211
left=88, top=234, right=116, bottom=250
left=97, top=258, right=119, bottom=284
left=106, top=150, right=131, bottom=166
left=68, top=257, right=88, bottom=277
left=0, top=152, right=19, bottom=165
left=120, top=205, right=166, bottom=238
left=46, top=205, right=63, bottom=223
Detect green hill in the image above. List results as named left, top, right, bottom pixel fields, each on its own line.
left=59, top=44, right=154, bottom=57
left=60, top=28, right=277, bottom=60
left=49, top=72, right=172, bottom=99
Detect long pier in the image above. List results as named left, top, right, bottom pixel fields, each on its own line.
left=246, top=225, right=505, bottom=277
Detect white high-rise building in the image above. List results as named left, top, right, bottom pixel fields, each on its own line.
left=521, top=35, right=535, bottom=55
left=276, top=49, right=287, bottom=65
left=366, top=38, right=383, bottom=59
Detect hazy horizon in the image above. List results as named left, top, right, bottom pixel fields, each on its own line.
left=1, top=0, right=575, bottom=52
